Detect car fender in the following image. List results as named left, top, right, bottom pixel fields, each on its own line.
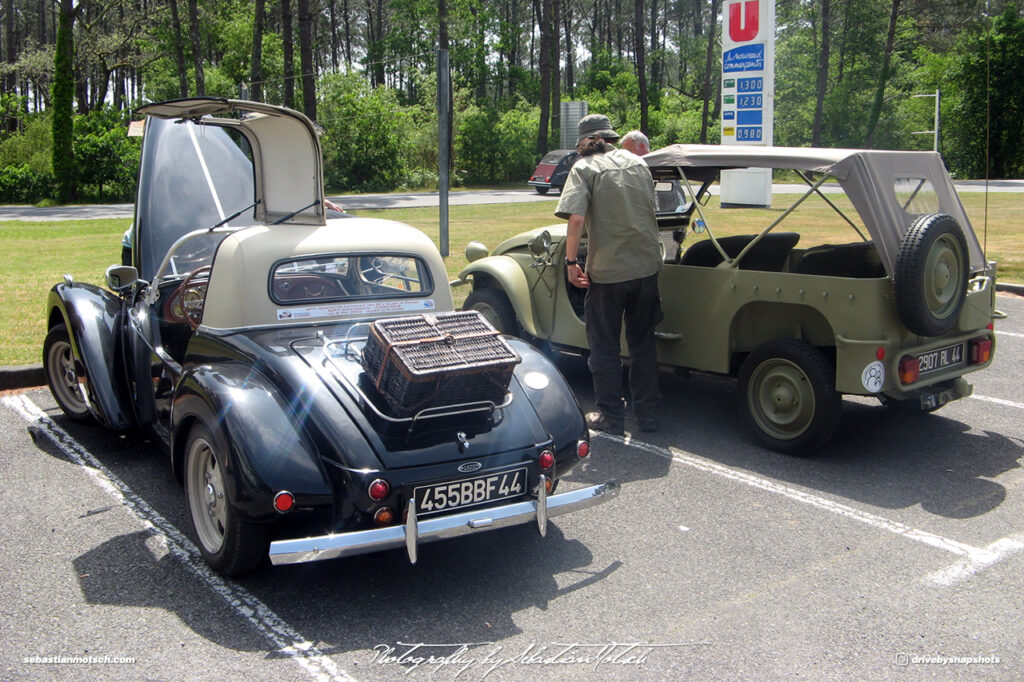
left=45, top=282, right=135, bottom=430
left=458, top=256, right=541, bottom=338
left=506, top=337, right=586, bottom=447
left=170, top=363, right=334, bottom=523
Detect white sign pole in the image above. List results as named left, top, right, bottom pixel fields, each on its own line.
left=720, top=0, right=775, bottom=208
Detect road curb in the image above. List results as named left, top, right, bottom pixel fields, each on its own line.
left=2, top=283, right=1019, bottom=393
left=0, top=364, right=44, bottom=391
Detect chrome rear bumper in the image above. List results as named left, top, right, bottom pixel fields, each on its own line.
left=268, top=479, right=620, bottom=565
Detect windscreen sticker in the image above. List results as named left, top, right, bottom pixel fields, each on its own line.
left=277, top=299, right=436, bottom=320
left=862, top=361, right=885, bottom=393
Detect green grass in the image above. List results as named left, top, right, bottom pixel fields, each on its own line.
left=1, top=191, right=1020, bottom=367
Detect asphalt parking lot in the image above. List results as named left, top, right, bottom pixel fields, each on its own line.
left=2, top=295, right=1022, bottom=681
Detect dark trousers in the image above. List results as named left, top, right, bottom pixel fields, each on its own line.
left=584, top=273, right=663, bottom=424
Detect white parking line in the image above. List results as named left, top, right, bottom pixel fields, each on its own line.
left=996, top=330, right=1024, bottom=338
left=970, top=394, right=1024, bottom=410
left=599, top=432, right=1020, bottom=584
left=926, top=534, right=1024, bottom=586
left=3, top=395, right=354, bottom=682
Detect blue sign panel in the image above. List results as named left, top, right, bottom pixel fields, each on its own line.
left=723, top=111, right=735, bottom=121
left=737, top=94, right=763, bottom=109
left=736, top=127, right=763, bottom=141
left=723, top=44, right=765, bottom=73
left=737, top=110, right=763, bottom=126
left=737, top=77, right=763, bottom=92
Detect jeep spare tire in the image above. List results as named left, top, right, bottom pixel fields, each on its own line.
left=894, top=213, right=969, bottom=337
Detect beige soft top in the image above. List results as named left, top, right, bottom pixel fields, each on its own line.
left=643, top=144, right=984, bottom=274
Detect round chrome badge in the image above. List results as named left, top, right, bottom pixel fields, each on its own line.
left=523, top=371, right=549, bottom=390
left=458, top=461, right=482, bottom=473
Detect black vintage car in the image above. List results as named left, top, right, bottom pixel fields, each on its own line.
left=43, top=98, right=617, bottom=575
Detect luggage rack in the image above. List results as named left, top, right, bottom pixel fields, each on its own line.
left=320, top=327, right=513, bottom=429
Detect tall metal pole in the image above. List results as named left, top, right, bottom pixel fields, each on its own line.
left=437, top=49, right=451, bottom=258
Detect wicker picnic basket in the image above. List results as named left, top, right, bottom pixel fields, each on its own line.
left=361, top=311, right=521, bottom=417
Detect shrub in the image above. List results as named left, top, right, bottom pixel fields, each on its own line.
left=319, top=72, right=409, bottom=192
left=0, top=163, right=54, bottom=203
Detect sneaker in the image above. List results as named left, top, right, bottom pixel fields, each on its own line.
left=637, top=417, right=659, bottom=433
left=585, top=411, right=624, bottom=436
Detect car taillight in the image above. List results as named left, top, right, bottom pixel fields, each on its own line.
left=374, top=507, right=395, bottom=525
left=538, top=449, right=554, bottom=470
left=368, top=479, right=389, bottom=501
left=273, top=491, right=295, bottom=513
left=576, top=440, right=590, bottom=459
left=969, top=337, right=992, bottom=364
left=898, top=356, right=920, bottom=385
left=545, top=176, right=551, bottom=182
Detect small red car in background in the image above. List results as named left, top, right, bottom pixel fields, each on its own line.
left=528, top=149, right=578, bottom=195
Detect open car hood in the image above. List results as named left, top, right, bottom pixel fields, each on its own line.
left=644, top=144, right=985, bottom=275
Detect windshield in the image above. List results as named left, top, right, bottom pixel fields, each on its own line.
left=133, top=117, right=259, bottom=279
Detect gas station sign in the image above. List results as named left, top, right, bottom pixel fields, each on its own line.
left=720, top=0, right=775, bottom=207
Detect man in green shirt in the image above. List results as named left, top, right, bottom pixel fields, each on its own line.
left=555, top=114, right=663, bottom=435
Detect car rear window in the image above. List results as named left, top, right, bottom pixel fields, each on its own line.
left=540, top=151, right=568, bottom=164
left=893, top=176, right=940, bottom=215
left=270, top=254, right=433, bottom=304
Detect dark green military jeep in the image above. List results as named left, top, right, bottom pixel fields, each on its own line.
left=456, top=145, right=1000, bottom=453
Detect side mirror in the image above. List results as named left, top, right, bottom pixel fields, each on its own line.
left=529, top=230, right=552, bottom=258
left=105, top=264, right=139, bottom=292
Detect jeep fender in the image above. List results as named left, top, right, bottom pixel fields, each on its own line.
left=458, top=256, right=541, bottom=338
left=45, top=283, right=135, bottom=430
left=170, top=363, right=334, bottom=523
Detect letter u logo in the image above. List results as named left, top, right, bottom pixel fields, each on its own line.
left=729, top=0, right=760, bottom=42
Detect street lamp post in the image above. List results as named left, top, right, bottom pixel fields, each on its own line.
left=912, top=89, right=940, bottom=152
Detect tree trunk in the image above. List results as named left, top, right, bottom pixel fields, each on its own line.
left=297, top=0, right=316, bottom=120
left=169, top=0, right=189, bottom=98
left=698, top=0, right=720, bottom=143
left=534, top=0, right=552, bottom=155
left=188, top=0, right=205, bottom=95
left=634, top=0, right=648, bottom=133
left=327, top=0, right=339, bottom=69
left=282, top=0, right=294, bottom=107
left=343, top=0, right=352, bottom=68
left=52, top=0, right=78, bottom=202
left=812, top=0, right=831, bottom=146
left=250, top=0, right=265, bottom=100
left=551, top=0, right=560, bottom=142
left=562, top=0, right=573, bottom=96
left=863, top=0, right=901, bottom=148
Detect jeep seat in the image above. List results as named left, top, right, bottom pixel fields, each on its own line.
left=678, top=232, right=800, bottom=271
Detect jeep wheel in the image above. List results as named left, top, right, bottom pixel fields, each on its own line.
left=895, top=214, right=969, bottom=337
left=464, top=287, right=520, bottom=336
left=737, top=340, right=841, bottom=454
left=43, top=323, right=93, bottom=423
left=184, top=423, right=267, bottom=575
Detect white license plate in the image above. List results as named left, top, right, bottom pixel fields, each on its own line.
left=916, top=343, right=964, bottom=375
left=414, top=467, right=527, bottom=516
